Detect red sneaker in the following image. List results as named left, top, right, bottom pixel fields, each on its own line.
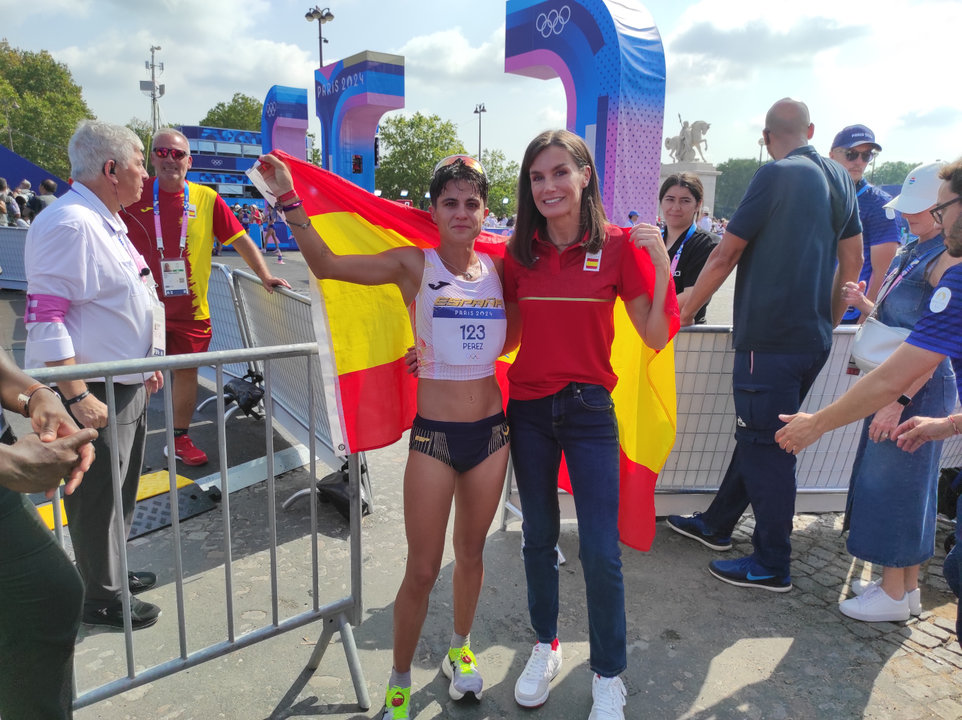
left=165, top=434, right=208, bottom=466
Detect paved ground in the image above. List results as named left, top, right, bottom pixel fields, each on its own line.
left=67, top=439, right=962, bottom=720
left=4, top=250, right=961, bottom=719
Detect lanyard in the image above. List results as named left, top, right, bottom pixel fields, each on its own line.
left=153, top=181, right=190, bottom=256
left=666, top=223, right=697, bottom=276
left=875, top=244, right=943, bottom=309
left=856, top=180, right=869, bottom=198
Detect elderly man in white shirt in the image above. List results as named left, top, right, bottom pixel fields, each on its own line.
left=25, top=120, right=165, bottom=631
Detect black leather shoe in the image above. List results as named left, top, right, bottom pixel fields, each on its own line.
left=128, top=570, right=156, bottom=594
left=83, top=597, right=161, bottom=630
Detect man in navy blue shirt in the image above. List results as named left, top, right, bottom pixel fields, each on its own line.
left=668, top=98, right=864, bottom=592
left=829, top=124, right=901, bottom=324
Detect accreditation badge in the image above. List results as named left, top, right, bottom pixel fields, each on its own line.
left=160, top=258, right=189, bottom=297
left=151, top=300, right=166, bottom=357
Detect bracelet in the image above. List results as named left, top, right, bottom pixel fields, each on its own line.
left=276, top=189, right=298, bottom=204
left=288, top=218, right=312, bottom=229
left=281, top=200, right=303, bottom=212
left=63, top=389, right=90, bottom=407
left=949, top=415, right=962, bottom=435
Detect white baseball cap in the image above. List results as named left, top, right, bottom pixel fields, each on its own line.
left=883, top=161, right=945, bottom=219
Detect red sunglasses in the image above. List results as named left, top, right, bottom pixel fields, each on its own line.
left=153, top=147, right=189, bottom=160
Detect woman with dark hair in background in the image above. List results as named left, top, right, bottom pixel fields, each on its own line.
left=658, top=173, right=717, bottom=324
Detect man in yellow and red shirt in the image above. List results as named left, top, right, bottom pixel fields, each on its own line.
left=123, top=128, right=290, bottom=466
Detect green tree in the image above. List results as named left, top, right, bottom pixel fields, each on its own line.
left=482, top=148, right=519, bottom=219
left=199, top=92, right=262, bottom=131
left=306, top=131, right=321, bottom=166
left=869, top=160, right=919, bottom=187
left=712, top=157, right=761, bottom=219
left=0, top=40, right=93, bottom=179
left=375, top=113, right=465, bottom=204
left=126, top=117, right=154, bottom=155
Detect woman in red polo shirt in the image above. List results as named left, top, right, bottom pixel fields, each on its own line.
left=505, top=130, right=673, bottom=720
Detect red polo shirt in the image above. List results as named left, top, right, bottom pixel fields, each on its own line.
left=504, top=225, right=652, bottom=400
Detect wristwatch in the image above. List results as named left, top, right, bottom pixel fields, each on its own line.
left=897, top=394, right=912, bottom=407
left=17, top=382, right=57, bottom=417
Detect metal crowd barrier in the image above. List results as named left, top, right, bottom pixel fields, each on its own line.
left=662, top=325, right=962, bottom=514
left=29, top=347, right=371, bottom=712
left=503, top=324, right=962, bottom=525
left=0, top=225, right=28, bottom=290
left=656, top=325, right=863, bottom=514
left=200, top=263, right=256, bottom=384
left=230, top=268, right=374, bottom=508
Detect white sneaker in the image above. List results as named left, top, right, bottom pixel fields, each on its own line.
left=514, top=640, right=562, bottom=708
left=839, top=583, right=910, bottom=622
left=588, top=674, right=627, bottom=720
left=851, top=579, right=921, bottom=616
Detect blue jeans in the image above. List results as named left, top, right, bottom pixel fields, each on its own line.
left=944, top=489, right=962, bottom=639
left=701, top=350, right=829, bottom=576
left=508, top=383, right=626, bottom=677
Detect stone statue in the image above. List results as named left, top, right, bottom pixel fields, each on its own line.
left=665, top=115, right=711, bottom=163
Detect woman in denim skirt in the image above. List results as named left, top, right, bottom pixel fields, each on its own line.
left=838, top=162, right=959, bottom=623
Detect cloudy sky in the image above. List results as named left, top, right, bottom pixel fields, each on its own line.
left=2, top=0, right=960, bottom=167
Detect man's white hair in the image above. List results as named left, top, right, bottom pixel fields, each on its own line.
left=68, top=120, right=143, bottom=182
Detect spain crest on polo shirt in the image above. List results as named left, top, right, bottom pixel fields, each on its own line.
left=583, top=248, right=602, bottom=271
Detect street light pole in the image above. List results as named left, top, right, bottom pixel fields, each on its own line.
left=473, top=103, right=486, bottom=160
left=305, top=6, right=335, bottom=67
left=139, top=46, right=165, bottom=135
left=2, top=100, right=18, bottom=151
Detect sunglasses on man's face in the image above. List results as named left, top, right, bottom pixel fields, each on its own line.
left=843, top=149, right=877, bottom=163
left=153, top=147, right=189, bottom=160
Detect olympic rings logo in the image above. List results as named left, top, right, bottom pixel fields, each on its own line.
left=535, top=5, right=571, bottom=38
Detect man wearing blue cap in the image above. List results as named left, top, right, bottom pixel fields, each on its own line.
left=829, top=124, right=901, bottom=324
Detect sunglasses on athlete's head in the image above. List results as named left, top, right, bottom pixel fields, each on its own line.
left=153, top=147, right=190, bottom=161
left=433, top=154, right=486, bottom=177
left=843, top=149, right=877, bottom=163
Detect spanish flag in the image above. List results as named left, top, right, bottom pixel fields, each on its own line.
left=270, top=151, right=677, bottom=551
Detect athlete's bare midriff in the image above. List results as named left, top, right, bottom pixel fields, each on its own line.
left=415, top=374, right=503, bottom=423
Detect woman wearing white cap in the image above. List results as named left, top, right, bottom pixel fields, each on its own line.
left=826, top=161, right=959, bottom=622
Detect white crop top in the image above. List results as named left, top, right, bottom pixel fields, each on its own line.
left=415, top=248, right=506, bottom=381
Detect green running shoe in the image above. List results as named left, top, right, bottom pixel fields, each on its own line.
left=441, top=644, right=483, bottom=701
left=380, top=685, right=410, bottom=719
